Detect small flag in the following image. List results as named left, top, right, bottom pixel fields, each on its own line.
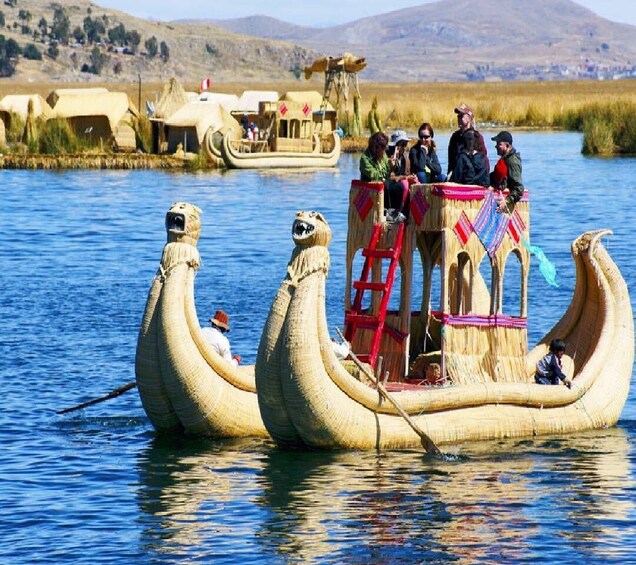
left=199, top=77, right=211, bottom=92
left=302, top=103, right=311, bottom=116
left=353, top=186, right=373, bottom=221
left=410, top=190, right=430, bottom=226
left=280, top=103, right=288, bottom=116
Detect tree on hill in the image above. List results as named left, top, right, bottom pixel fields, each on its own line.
left=83, top=16, right=105, bottom=44
left=160, top=40, right=169, bottom=62
left=0, top=34, right=21, bottom=77
left=23, top=43, right=42, bottom=61
left=51, top=7, right=70, bottom=45
left=145, top=36, right=158, bottom=58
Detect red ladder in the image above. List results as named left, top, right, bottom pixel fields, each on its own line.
left=344, top=221, right=406, bottom=368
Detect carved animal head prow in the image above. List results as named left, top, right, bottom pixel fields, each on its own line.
left=292, top=211, right=332, bottom=248
left=165, top=202, right=203, bottom=246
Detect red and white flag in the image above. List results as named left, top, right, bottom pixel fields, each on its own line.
left=199, top=77, right=211, bottom=92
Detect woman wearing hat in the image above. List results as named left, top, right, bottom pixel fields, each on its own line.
left=360, top=131, right=414, bottom=223
left=201, top=310, right=241, bottom=366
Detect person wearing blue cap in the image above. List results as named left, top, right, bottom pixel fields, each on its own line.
left=490, top=130, right=524, bottom=213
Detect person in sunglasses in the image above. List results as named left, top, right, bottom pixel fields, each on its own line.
left=409, top=122, right=446, bottom=183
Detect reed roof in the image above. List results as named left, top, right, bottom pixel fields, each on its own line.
left=164, top=102, right=240, bottom=142
left=154, top=78, right=189, bottom=120
left=0, top=94, right=54, bottom=121
left=234, top=90, right=279, bottom=114
left=51, top=91, right=136, bottom=130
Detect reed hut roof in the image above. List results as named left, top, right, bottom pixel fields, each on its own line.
left=197, top=92, right=239, bottom=112
left=164, top=102, right=241, bottom=143
left=0, top=94, right=53, bottom=121
left=51, top=91, right=136, bottom=130
left=46, top=87, right=109, bottom=108
left=153, top=78, right=189, bottom=120
left=280, top=90, right=335, bottom=112
left=234, top=90, right=279, bottom=114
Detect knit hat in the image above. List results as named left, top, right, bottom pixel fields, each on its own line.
left=210, top=310, right=230, bottom=332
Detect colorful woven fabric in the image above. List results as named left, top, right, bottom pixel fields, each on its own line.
left=431, top=184, right=487, bottom=201
left=410, top=189, right=430, bottom=226
left=353, top=185, right=374, bottom=221
left=453, top=211, right=473, bottom=245
left=508, top=209, right=527, bottom=243
left=473, top=192, right=509, bottom=257
left=434, top=311, right=527, bottom=329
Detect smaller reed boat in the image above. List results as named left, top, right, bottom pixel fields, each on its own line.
left=135, top=202, right=267, bottom=438
left=255, top=182, right=634, bottom=450
left=220, top=96, right=340, bottom=169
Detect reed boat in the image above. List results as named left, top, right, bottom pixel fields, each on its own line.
left=221, top=130, right=340, bottom=169
left=220, top=95, right=341, bottom=169
left=255, top=182, right=634, bottom=450
left=135, top=202, right=267, bottom=438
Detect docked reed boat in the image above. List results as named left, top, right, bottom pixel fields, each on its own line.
left=255, top=182, right=634, bottom=450
left=135, top=202, right=267, bottom=438
left=220, top=95, right=341, bottom=169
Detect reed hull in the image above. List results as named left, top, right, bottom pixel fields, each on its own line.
left=257, top=225, right=634, bottom=450
left=221, top=132, right=340, bottom=169
left=136, top=203, right=268, bottom=438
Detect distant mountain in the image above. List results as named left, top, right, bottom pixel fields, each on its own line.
left=204, top=0, right=636, bottom=81
left=2, top=0, right=636, bottom=84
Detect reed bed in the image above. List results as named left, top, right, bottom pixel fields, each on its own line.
left=2, top=79, right=635, bottom=157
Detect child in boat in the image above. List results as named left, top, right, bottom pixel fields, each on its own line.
left=535, top=338, right=572, bottom=388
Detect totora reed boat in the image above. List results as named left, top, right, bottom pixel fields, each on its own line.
left=135, top=202, right=267, bottom=437
left=255, top=181, right=634, bottom=450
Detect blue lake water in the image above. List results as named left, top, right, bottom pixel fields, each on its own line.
left=1, top=131, right=635, bottom=563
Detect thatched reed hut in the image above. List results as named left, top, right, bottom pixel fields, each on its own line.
left=163, top=102, right=241, bottom=154
left=48, top=90, right=138, bottom=152
left=0, top=94, right=53, bottom=143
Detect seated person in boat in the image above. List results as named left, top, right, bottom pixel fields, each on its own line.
left=247, top=122, right=259, bottom=142
left=360, top=131, right=414, bottom=223
left=424, top=363, right=446, bottom=386
left=535, top=338, right=572, bottom=388
left=409, top=122, right=446, bottom=183
left=386, top=129, right=413, bottom=178
left=447, top=103, right=489, bottom=177
left=450, top=130, right=490, bottom=186
left=201, top=309, right=242, bottom=366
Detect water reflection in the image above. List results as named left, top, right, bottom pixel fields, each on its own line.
left=135, top=427, right=634, bottom=562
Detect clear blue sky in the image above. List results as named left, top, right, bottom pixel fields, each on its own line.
left=95, top=0, right=636, bottom=27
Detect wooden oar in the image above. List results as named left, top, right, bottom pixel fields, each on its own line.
left=336, top=328, right=441, bottom=455
left=56, top=381, right=137, bottom=415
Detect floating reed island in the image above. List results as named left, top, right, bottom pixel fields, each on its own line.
left=0, top=153, right=193, bottom=170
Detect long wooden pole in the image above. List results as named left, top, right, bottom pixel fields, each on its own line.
left=57, top=381, right=137, bottom=415
left=336, top=329, right=441, bottom=455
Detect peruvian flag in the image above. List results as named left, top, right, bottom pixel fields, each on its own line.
left=200, top=77, right=211, bottom=92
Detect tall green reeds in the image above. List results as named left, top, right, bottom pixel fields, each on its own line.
left=38, top=118, right=85, bottom=154
left=132, top=114, right=152, bottom=153
left=579, top=102, right=636, bottom=155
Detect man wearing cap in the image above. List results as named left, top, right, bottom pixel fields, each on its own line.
left=447, top=103, right=489, bottom=177
left=490, top=130, right=524, bottom=213
left=201, top=310, right=241, bottom=367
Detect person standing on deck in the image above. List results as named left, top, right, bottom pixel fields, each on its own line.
left=447, top=103, right=489, bottom=178
left=490, top=130, right=524, bottom=213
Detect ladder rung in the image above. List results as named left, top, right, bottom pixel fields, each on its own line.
left=362, top=248, right=396, bottom=259
left=384, top=324, right=408, bottom=343
left=353, top=281, right=389, bottom=292
left=345, top=313, right=382, bottom=329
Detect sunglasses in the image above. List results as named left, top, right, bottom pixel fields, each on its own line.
left=419, top=134, right=431, bottom=140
